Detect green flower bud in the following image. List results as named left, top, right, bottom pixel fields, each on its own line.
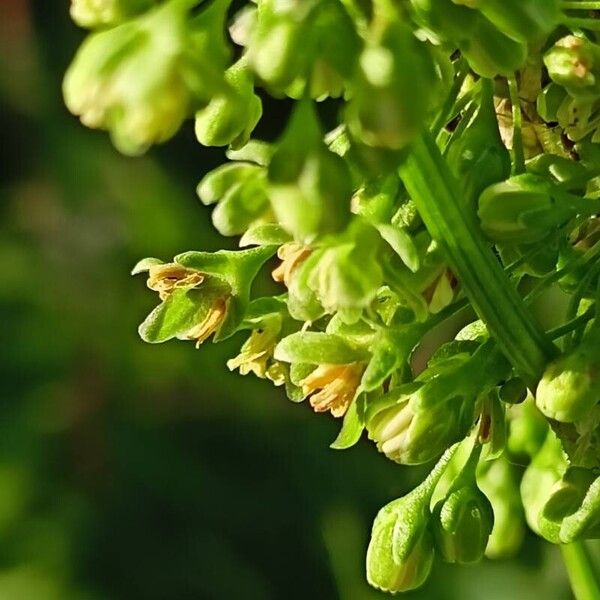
left=367, top=495, right=434, bottom=593
left=520, top=430, right=567, bottom=539
left=536, top=326, right=600, bottom=423
left=478, top=174, right=583, bottom=245
left=70, top=0, right=157, bottom=28
left=306, top=226, right=384, bottom=322
left=198, top=162, right=271, bottom=237
left=195, top=58, right=262, bottom=149
left=544, top=36, right=600, bottom=101
left=367, top=343, right=507, bottom=464
left=506, top=397, right=548, bottom=460
left=347, top=21, right=438, bottom=150
left=268, top=101, right=352, bottom=243
left=248, top=0, right=359, bottom=98
left=432, top=447, right=494, bottom=564
left=64, top=0, right=230, bottom=155
left=539, top=467, right=600, bottom=543
left=477, top=457, right=526, bottom=559
left=459, top=17, right=527, bottom=78
left=366, top=384, right=474, bottom=465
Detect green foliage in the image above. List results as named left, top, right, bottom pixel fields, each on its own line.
left=61, top=0, right=600, bottom=594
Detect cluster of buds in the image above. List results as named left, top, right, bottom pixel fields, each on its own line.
left=65, top=0, right=600, bottom=594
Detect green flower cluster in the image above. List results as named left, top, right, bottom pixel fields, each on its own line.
left=65, top=0, right=600, bottom=594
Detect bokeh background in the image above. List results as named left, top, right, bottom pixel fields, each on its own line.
left=0, top=2, right=597, bottom=598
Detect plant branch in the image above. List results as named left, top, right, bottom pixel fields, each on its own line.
left=399, top=130, right=557, bottom=387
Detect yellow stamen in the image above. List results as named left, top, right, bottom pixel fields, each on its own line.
left=147, top=263, right=204, bottom=301
left=186, top=298, right=227, bottom=347
left=300, top=363, right=363, bottom=418
left=272, top=243, right=311, bottom=287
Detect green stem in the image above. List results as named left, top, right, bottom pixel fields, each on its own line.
left=563, top=1, right=600, bottom=9
left=564, top=17, right=600, bottom=31
left=399, top=131, right=557, bottom=387
left=561, top=542, right=600, bottom=600
left=508, top=75, right=525, bottom=175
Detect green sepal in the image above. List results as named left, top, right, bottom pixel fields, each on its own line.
left=274, top=332, right=369, bottom=365
left=432, top=445, right=494, bottom=564
left=139, top=281, right=229, bottom=344
left=376, top=224, right=420, bottom=272
left=175, top=246, right=277, bottom=340
left=445, top=79, right=510, bottom=209
left=267, top=100, right=352, bottom=243
left=559, top=474, right=600, bottom=542
left=197, top=163, right=262, bottom=206
left=239, top=223, right=292, bottom=248
left=131, top=257, right=164, bottom=275
left=520, top=430, right=568, bottom=540
left=330, top=392, right=365, bottom=450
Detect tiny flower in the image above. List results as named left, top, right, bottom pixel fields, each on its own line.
left=227, top=326, right=285, bottom=385
left=300, top=363, right=363, bottom=417
left=64, top=0, right=230, bottom=155
left=271, top=243, right=311, bottom=287
left=185, top=297, right=227, bottom=348
left=146, top=263, right=204, bottom=301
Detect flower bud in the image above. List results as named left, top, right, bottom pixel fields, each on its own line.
left=195, top=58, right=262, bottom=149
left=248, top=0, right=359, bottom=98
left=544, top=36, right=600, bottom=101
left=64, top=0, right=230, bottom=155
left=367, top=494, right=433, bottom=593
left=347, top=21, right=438, bottom=150
left=536, top=327, right=600, bottom=423
left=520, top=431, right=567, bottom=540
left=459, top=17, right=527, bottom=78
left=306, top=230, right=383, bottom=322
left=433, top=481, right=494, bottom=564
left=268, top=101, right=352, bottom=243
left=198, top=162, right=271, bottom=237
left=366, top=386, right=474, bottom=465
left=478, top=174, right=579, bottom=244
left=477, top=457, right=526, bottom=559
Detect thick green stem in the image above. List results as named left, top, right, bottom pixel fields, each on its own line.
left=561, top=542, right=600, bottom=600
left=399, top=131, right=557, bottom=387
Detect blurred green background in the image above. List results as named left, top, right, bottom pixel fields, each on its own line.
left=0, top=2, right=595, bottom=598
